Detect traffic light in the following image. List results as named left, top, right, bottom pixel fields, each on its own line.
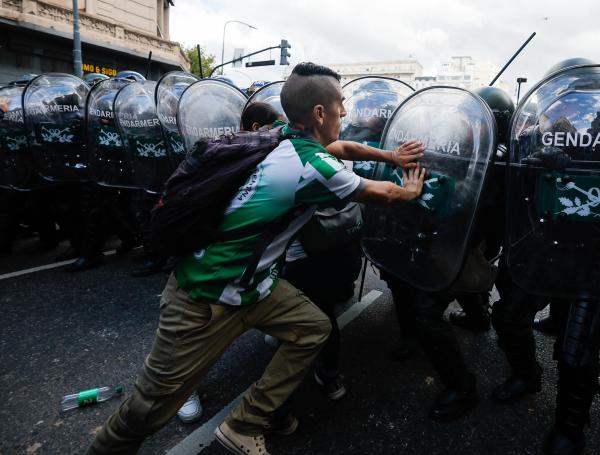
left=280, top=39, right=291, bottom=66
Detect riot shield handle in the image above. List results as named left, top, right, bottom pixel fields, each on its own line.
left=489, top=32, right=536, bottom=86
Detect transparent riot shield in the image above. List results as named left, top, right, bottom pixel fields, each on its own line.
left=155, top=71, right=200, bottom=169
left=0, top=85, right=43, bottom=190
left=114, top=81, right=170, bottom=193
left=23, top=74, right=89, bottom=182
left=86, top=78, right=134, bottom=188
left=362, top=87, right=497, bottom=292
left=244, top=81, right=286, bottom=118
left=177, top=79, right=247, bottom=153
left=340, top=76, right=414, bottom=178
left=507, top=65, right=600, bottom=300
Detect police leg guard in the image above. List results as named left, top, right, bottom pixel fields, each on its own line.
left=411, top=291, right=471, bottom=390
left=491, top=289, right=544, bottom=384
left=545, top=301, right=600, bottom=454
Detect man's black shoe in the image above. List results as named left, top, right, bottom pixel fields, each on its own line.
left=534, top=313, right=559, bottom=335
left=65, top=255, right=104, bottom=272
left=491, top=375, right=542, bottom=404
left=429, top=378, right=479, bottom=422
left=449, top=309, right=490, bottom=332
left=543, top=427, right=585, bottom=455
left=130, top=259, right=166, bottom=277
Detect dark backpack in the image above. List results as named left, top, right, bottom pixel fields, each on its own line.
left=150, top=126, right=284, bottom=257
left=298, top=202, right=363, bottom=254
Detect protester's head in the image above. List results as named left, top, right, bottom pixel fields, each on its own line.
left=280, top=62, right=345, bottom=146
left=240, top=102, right=282, bottom=131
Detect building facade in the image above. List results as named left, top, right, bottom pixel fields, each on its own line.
left=324, top=59, right=423, bottom=86
left=0, top=0, right=188, bottom=84
left=414, top=56, right=510, bottom=93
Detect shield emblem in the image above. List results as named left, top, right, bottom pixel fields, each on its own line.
left=23, top=74, right=89, bottom=182
left=362, top=86, right=497, bottom=292
left=86, top=78, right=135, bottom=188
left=177, top=79, right=247, bottom=153
left=340, top=76, right=414, bottom=178
left=155, top=71, right=200, bottom=170
left=507, top=64, right=600, bottom=299
left=114, top=81, right=170, bottom=194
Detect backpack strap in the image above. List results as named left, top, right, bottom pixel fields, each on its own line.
left=238, top=207, right=305, bottom=289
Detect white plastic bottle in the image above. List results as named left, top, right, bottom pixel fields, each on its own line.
left=60, top=384, right=124, bottom=412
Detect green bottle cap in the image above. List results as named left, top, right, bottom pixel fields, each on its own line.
left=116, top=385, right=124, bottom=394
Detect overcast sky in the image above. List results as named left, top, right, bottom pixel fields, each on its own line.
left=171, top=0, right=600, bottom=95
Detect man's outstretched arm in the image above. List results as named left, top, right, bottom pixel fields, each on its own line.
left=326, top=139, right=424, bottom=168
left=353, top=165, right=426, bottom=205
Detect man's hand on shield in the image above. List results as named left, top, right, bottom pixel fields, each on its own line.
left=390, top=140, right=424, bottom=169
left=0, top=98, right=9, bottom=113
left=402, top=164, right=426, bottom=200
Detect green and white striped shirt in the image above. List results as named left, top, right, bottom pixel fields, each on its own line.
left=175, top=125, right=363, bottom=305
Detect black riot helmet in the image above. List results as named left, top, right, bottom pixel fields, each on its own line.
left=473, top=86, right=515, bottom=145
left=544, top=58, right=597, bottom=77
left=115, top=70, right=146, bottom=82
left=9, top=74, right=39, bottom=86
left=85, top=73, right=109, bottom=85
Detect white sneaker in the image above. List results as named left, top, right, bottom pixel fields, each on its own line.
left=177, top=391, right=203, bottom=423
left=264, top=334, right=281, bottom=348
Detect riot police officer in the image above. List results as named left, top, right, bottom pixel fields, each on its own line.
left=465, top=86, right=548, bottom=405
left=498, top=58, right=600, bottom=455
left=364, top=86, right=499, bottom=422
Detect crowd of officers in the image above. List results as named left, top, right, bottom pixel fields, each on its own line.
left=0, top=72, right=171, bottom=276
left=2, top=60, right=599, bottom=455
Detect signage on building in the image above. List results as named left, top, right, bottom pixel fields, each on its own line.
left=82, top=63, right=118, bottom=77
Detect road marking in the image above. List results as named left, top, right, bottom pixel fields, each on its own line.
left=0, top=250, right=117, bottom=281
left=166, top=289, right=384, bottom=455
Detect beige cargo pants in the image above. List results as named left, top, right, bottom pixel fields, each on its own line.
left=87, top=274, right=331, bottom=454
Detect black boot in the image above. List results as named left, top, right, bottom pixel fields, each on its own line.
left=449, top=309, right=490, bottom=332
left=450, top=293, right=491, bottom=332
left=534, top=305, right=559, bottom=334
left=65, top=255, right=104, bottom=272
left=491, top=368, right=542, bottom=403
left=130, top=258, right=167, bottom=277
left=544, top=363, right=597, bottom=455
left=429, top=373, right=479, bottom=422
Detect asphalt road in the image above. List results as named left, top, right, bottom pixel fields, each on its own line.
left=1, top=240, right=599, bottom=455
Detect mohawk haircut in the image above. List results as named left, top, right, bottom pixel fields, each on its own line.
left=290, top=62, right=341, bottom=81
left=280, top=62, right=342, bottom=126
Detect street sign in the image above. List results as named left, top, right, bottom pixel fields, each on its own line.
left=246, top=60, right=276, bottom=67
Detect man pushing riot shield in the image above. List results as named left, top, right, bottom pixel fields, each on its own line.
left=506, top=63, right=600, bottom=455
left=177, top=79, right=247, bottom=153
left=22, top=74, right=89, bottom=182
left=155, top=71, right=200, bottom=170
